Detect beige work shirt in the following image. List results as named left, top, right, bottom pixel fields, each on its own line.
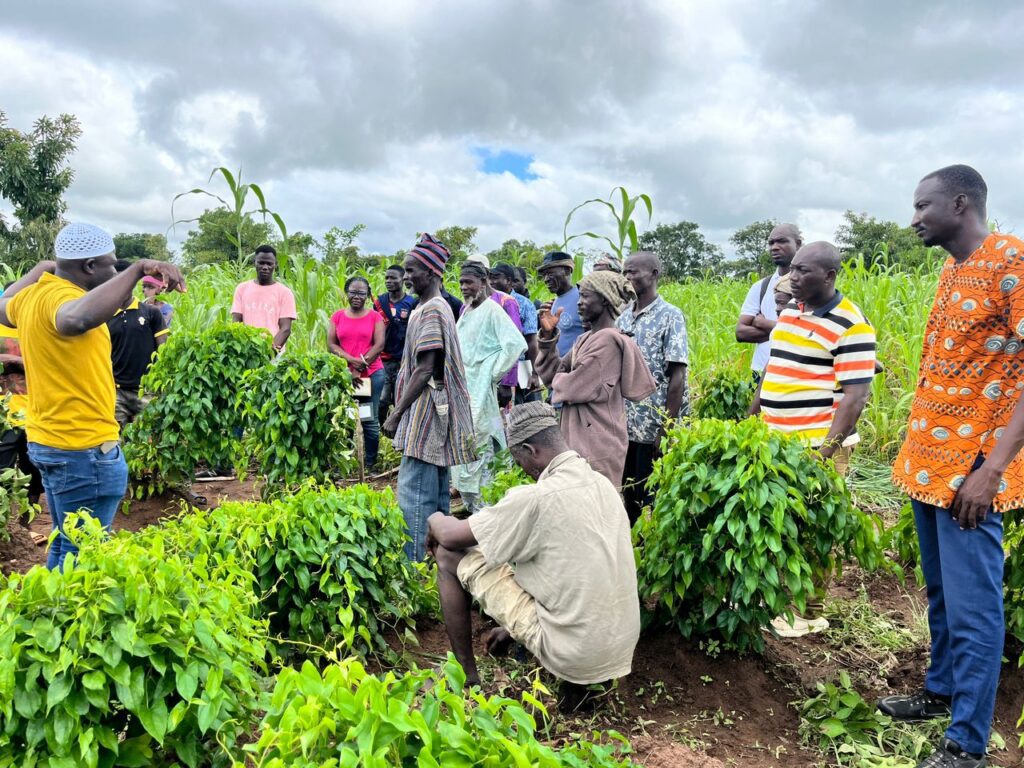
left=468, top=450, right=640, bottom=683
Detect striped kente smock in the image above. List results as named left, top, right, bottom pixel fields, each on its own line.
left=760, top=292, right=876, bottom=447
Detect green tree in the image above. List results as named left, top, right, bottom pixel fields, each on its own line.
left=638, top=221, right=724, bottom=280
left=112, top=232, right=173, bottom=262
left=834, top=211, right=928, bottom=268
left=433, top=225, right=478, bottom=261
left=0, top=111, right=82, bottom=273
left=726, top=219, right=777, bottom=278
left=180, top=208, right=272, bottom=267
left=316, top=224, right=366, bottom=266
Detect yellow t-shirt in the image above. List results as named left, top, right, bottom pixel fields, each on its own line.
left=6, top=273, right=119, bottom=449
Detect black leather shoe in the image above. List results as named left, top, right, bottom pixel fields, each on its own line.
left=915, top=739, right=986, bottom=767
left=877, top=689, right=951, bottom=721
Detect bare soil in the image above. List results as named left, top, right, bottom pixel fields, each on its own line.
left=2, top=479, right=1021, bottom=768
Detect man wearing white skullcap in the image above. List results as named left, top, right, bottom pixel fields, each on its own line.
left=0, top=222, right=185, bottom=569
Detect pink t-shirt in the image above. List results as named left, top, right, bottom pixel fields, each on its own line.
left=231, top=281, right=297, bottom=339
left=331, top=309, right=384, bottom=375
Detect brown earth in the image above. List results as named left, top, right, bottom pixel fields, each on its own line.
left=2, top=479, right=1022, bottom=768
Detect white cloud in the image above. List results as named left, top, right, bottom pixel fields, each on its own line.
left=1, top=0, right=1022, bottom=260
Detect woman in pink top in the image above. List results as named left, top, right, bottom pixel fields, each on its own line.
left=328, top=276, right=385, bottom=468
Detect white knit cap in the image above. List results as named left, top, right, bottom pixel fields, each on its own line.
left=466, top=253, right=490, bottom=269
left=54, top=223, right=116, bottom=260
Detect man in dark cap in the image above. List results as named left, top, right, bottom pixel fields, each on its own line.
left=426, top=402, right=640, bottom=703
left=382, top=233, right=476, bottom=561
left=537, top=251, right=584, bottom=357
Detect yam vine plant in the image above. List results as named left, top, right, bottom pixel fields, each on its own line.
left=637, top=417, right=885, bottom=654
left=128, top=484, right=432, bottom=662
left=124, top=323, right=273, bottom=495
left=237, top=353, right=358, bottom=498
left=238, top=656, right=635, bottom=768
left=0, top=516, right=269, bottom=768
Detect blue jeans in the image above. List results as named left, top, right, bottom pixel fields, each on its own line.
left=359, top=368, right=385, bottom=467
left=27, top=442, right=128, bottom=570
left=913, top=495, right=1004, bottom=755
left=398, top=455, right=449, bottom=561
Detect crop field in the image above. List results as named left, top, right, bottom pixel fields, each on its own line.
left=1, top=256, right=1022, bottom=768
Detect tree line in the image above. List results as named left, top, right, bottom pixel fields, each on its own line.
left=0, top=111, right=941, bottom=279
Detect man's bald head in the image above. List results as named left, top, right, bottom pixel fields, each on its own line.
left=767, top=224, right=802, bottom=269
left=795, top=241, right=842, bottom=272
left=769, top=223, right=802, bottom=244
left=789, top=241, right=841, bottom=308
left=623, top=250, right=662, bottom=300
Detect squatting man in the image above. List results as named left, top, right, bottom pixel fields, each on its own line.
left=424, top=401, right=641, bottom=707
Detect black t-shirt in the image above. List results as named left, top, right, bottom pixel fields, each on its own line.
left=107, top=301, right=166, bottom=390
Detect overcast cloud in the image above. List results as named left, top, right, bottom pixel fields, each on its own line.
left=2, top=0, right=1022, bottom=257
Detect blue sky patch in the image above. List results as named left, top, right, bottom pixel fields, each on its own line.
left=473, top=147, right=539, bottom=181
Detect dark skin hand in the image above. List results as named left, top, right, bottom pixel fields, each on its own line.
left=381, top=348, right=441, bottom=438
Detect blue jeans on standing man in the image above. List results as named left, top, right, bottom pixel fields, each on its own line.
left=27, top=442, right=128, bottom=570
left=912, top=491, right=1004, bottom=756
left=398, top=455, right=450, bottom=561
left=359, top=368, right=385, bottom=468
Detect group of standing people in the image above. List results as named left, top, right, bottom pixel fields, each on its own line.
left=0, top=162, right=1017, bottom=768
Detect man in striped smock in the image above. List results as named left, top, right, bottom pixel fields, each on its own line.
left=382, top=233, right=476, bottom=562
left=751, top=241, right=877, bottom=636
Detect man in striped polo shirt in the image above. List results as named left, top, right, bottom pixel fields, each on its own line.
left=751, top=241, right=876, bottom=636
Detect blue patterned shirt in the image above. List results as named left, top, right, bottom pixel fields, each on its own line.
left=616, top=295, right=689, bottom=443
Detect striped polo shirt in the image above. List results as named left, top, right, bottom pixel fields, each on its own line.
left=760, top=292, right=876, bottom=446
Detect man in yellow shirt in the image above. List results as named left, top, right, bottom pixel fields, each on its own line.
left=0, top=223, right=184, bottom=569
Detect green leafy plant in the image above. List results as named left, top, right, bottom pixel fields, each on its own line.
left=563, top=185, right=653, bottom=261
left=238, top=655, right=635, bottom=767
left=637, top=417, right=885, bottom=653
left=237, top=353, right=358, bottom=497
left=172, top=166, right=288, bottom=266
left=132, top=484, right=431, bottom=661
left=481, top=462, right=533, bottom=505
left=0, top=516, right=269, bottom=768
left=1006, top=516, right=1024, bottom=644
left=124, top=323, right=273, bottom=495
left=690, top=361, right=756, bottom=421
left=0, top=395, right=29, bottom=539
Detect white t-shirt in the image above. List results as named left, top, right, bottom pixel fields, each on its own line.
left=740, top=272, right=782, bottom=373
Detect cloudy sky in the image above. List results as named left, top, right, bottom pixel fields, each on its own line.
left=2, top=0, right=1022, bottom=258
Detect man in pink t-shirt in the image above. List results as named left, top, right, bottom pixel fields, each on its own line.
left=230, top=245, right=297, bottom=351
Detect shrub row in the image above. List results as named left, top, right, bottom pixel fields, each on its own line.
left=236, top=657, right=635, bottom=767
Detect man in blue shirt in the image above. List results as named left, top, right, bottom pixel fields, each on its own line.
left=537, top=251, right=584, bottom=357
left=374, top=264, right=418, bottom=424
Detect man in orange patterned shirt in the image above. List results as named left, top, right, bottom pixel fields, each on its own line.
left=883, top=165, right=1019, bottom=768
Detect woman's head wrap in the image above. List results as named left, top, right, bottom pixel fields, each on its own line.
left=579, top=270, right=635, bottom=319
left=506, top=401, right=560, bottom=447
left=775, top=273, right=793, bottom=295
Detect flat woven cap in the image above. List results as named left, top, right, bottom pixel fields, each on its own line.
left=54, top=223, right=116, bottom=260
left=506, top=401, right=559, bottom=446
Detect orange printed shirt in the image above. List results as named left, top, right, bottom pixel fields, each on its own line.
left=893, top=233, right=1024, bottom=511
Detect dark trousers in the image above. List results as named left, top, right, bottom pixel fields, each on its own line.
left=0, top=427, right=44, bottom=504
left=378, top=359, right=401, bottom=425
left=622, top=441, right=656, bottom=527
